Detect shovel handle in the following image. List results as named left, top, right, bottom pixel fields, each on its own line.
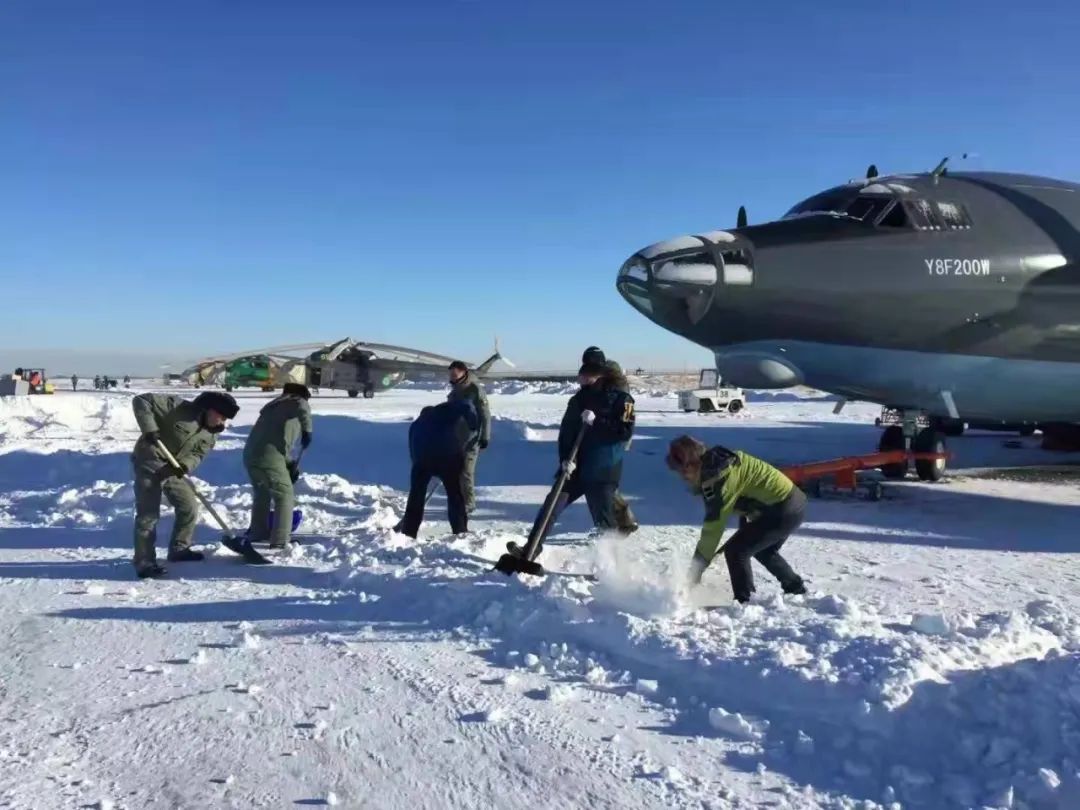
left=517, top=419, right=590, bottom=563
left=153, top=439, right=237, bottom=538
left=154, top=439, right=185, bottom=474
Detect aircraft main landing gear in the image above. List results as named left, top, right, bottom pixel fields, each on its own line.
left=877, top=410, right=947, bottom=482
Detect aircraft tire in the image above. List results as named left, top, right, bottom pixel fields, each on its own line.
left=913, top=429, right=947, bottom=482
left=878, top=426, right=907, bottom=479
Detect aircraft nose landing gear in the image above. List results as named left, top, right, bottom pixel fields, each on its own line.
left=877, top=409, right=947, bottom=482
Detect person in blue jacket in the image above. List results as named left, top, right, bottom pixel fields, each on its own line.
left=527, top=359, right=636, bottom=556
left=399, top=398, right=480, bottom=538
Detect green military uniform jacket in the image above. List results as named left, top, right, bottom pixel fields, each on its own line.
left=132, top=393, right=218, bottom=474
left=448, top=373, right=490, bottom=446
left=243, top=393, right=313, bottom=469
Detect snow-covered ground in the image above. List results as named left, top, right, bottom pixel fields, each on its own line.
left=2, top=382, right=1080, bottom=809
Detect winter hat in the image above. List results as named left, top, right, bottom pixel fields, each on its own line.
left=666, top=435, right=706, bottom=472
left=581, top=346, right=606, bottom=366
left=283, top=382, right=311, bottom=400
left=193, top=391, right=240, bottom=419
left=578, top=360, right=607, bottom=377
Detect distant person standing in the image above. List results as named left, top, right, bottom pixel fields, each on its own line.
left=446, top=360, right=490, bottom=514
left=93, top=375, right=101, bottom=390
left=243, top=383, right=313, bottom=549
left=130, top=391, right=240, bottom=578
left=399, top=399, right=479, bottom=538
left=71, top=374, right=78, bottom=391
left=123, top=375, right=131, bottom=388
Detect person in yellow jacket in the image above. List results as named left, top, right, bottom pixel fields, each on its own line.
left=666, top=435, right=807, bottom=602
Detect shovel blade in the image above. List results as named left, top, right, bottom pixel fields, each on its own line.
left=493, top=553, right=545, bottom=578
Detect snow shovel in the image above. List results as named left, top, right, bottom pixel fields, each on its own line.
left=494, top=414, right=592, bottom=578
left=392, top=480, right=442, bottom=533
left=153, top=440, right=271, bottom=565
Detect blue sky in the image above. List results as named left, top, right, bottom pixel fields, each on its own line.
left=3, top=1, right=1078, bottom=373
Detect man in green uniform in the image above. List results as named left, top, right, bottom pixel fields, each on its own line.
left=447, top=360, right=489, bottom=515
left=131, top=390, right=240, bottom=578
left=581, top=347, right=638, bottom=535
left=666, top=435, right=807, bottom=603
left=244, top=383, right=313, bottom=549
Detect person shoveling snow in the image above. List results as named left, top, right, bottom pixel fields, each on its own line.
left=500, top=359, right=635, bottom=573
left=665, top=435, right=807, bottom=603
left=243, top=382, right=313, bottom=550
left=130, top=391, right=240, bottom=578
left=399, top=398, right=479, bottom=538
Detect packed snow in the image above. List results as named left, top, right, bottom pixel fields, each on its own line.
left=2, top=381, right=1080, bottom=809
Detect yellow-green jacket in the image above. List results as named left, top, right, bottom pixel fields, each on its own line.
left=694, top=448, right=794, bottom=562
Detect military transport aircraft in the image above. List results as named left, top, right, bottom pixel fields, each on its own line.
left=617, top=160, right=1080, bottom=475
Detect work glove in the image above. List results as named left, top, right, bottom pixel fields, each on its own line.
left=479, top=438, right=489, bottom=450
left=581, top=409, right=596, bottom=426
left=560, top=458, right=577, bottom=476
left=287, top=461, right=300, bottom=484
left=161, top=461, right=187, bottom=479
left=143, top=431, right=160, bottom=445
left=301, top=431, right=312, bottom=449
left=688, top=552, right=709, bottom=587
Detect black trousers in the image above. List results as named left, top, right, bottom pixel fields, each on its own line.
left=400, top=457, right=468, bottom=538
left=723, top=488, right=806, bottom=602
left=529, top=475, right=618, bottom=550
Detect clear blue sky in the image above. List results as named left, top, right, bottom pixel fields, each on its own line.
left=3, top=0, right=1078, bottom=373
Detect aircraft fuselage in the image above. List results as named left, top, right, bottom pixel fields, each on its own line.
left=618, top=172, right=1080, bottom=422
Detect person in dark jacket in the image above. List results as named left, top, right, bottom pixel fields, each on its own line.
left=666, top=435, right=807, bottom=603
left=447, top=360, right=490, bottom=514
left=527, top=360, right=635, bottom=556
left=130, top=390, right=239, bottom=578
left=581, top=347, right=638, bottom=535
left=399, top=398, right=480, bottom=538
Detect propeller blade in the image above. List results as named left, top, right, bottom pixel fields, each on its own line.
left=736, top=206, right=747, bottom=228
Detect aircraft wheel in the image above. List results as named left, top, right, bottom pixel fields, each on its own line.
left=914, top=429, right=947, bottom=482
left=728, top=400, right=744, bottom=414
left=347, top=390, right=359, bottom=399
left=878, top=426, right=907, bottom=479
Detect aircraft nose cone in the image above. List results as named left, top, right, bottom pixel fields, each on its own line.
left=617, top=230, right=752, bottom=330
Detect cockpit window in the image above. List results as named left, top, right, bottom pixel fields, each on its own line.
left=936, top=201, right=973, bottom=229
left=845, top=196, right=893, bottom=223
left=906, top=199, right=942, bottom=230
left=784, top=188, right=858, bottom=217
left=877, top=201, right=909, bottom=228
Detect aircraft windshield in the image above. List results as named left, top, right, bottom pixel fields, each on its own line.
left=845, top=196, right=893, bottom=222
left=783, top=188, right=858, bottom=218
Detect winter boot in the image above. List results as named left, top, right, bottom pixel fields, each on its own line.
left=167, top=548, right=205, bottom=563
left=136, top=562, right=167, bottom=579
left=782, top=579, right=807, bottom=596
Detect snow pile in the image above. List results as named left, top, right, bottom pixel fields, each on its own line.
left=314, top=519, right=1080, bottom=810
